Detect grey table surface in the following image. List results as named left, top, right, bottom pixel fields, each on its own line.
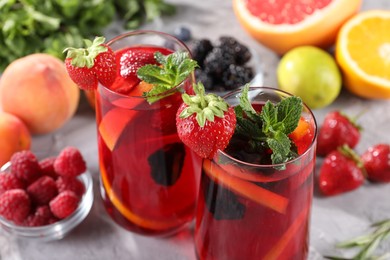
left=1, top=1, right=390, bottom=259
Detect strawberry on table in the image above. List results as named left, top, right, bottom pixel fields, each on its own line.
left=319, top=145, right=365, bottom=196
left=317, top=111, right=361, bottom=156
left=176, top=82, right=236, bottom=159
left=64, top=36, right=117, bottom=90
left=361, top=144, right=390, bottom=183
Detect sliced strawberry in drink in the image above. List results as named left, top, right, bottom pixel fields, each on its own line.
left=203, top=159, right=289, bottom=214
left=117, top=48, right=159, bottom=85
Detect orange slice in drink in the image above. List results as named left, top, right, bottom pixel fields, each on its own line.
left=263, top=205, right=309, bottom=260
left=336, top=10, right=390, bottom=99
left=99, top=81, right=154, bottom=151
left=99, top=160, right=182, bottom=231
left=203, top=159, right=288, bottom=214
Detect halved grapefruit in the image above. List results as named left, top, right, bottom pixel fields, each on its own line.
left=233, top=0, right=362, bottom=54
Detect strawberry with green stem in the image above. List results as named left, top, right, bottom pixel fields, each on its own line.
left=317, top=111, right=362, bottom=157
left=64, top=36, right=117, bottom=90
left=319, top=145, right=365, bottom=196
left=176, top=82, right=236, bottom=159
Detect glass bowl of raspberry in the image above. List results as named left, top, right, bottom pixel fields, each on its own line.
left=0, top=148, right=94, bottom=242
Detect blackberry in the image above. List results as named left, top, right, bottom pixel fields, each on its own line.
left=195, top=69, right=214, bottom=90
left=148, top=143, right=185, bottom=186
left=190, top=39, right=213, bottom=67
left=202, top=174, right=245, bottom=220
left=218, top=36, right=252, bottom=65
left=222, top=64, right=254, bottom=90
left=173, top=26, right=192, bottom=42
left=203, top=47, right=235, bottom=77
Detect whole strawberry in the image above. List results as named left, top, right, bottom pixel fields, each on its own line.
left=176, top=82, right=236, bottom=159
left=64, top=36, right=117, bottom=90
left=0, top=189, right=31, bottom=224
left=319, top=145, right=365, bottom=196
left=317, top=111, right=361, bottom=156
left=361, top=144, right=390, bottom=183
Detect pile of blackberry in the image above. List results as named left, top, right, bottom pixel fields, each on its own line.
left=189, top=36, right=254, bottom=92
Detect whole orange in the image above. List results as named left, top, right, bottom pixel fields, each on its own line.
left=233, top=0, right=362, bottom=55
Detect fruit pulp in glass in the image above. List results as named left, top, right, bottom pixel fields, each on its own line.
left=96, top=45, right=201, bottom=236
left=194, top=103, right=316, bottom=259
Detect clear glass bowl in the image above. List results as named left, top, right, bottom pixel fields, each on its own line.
left=0, top=162, right=94, bottom=242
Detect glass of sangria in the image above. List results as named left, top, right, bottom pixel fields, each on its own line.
left=95, top=31, right=201, bottom=236
left=194, top=87, right=317, bottom=259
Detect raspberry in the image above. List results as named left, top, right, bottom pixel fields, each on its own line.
left=10, top=150, right=41, bottom=184
left=0, top=189, right=31, bottom=224
left=0, top=172, right=25, bottom=195
left=56, top=176, right=85, bottom=197
left=39, top=156, right=57, bottom=179
left=27, top=176, right=58, bottom=205
left=49, top=191, right=80, bottom=219
left=23, top=205, right=55, bottom=227
left=54, top=147, right=86, bottom=178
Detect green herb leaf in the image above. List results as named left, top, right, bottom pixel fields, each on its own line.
left=326, top=219, right=390, bottom=260
left=234, top=85, right=303, bottom=166
left=137, top=51, right=198, bottom=103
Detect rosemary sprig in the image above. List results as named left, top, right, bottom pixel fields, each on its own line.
left=325, top=219, right=390, bottom=260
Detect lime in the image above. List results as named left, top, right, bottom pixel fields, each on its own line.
left=277, top=46, right=342, bottom=109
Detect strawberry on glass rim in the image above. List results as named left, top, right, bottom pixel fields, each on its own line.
left=176, top=82, right=237, bottom=159
left=63, top=36, right=117, bottom=90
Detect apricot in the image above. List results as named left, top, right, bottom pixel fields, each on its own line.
left=0, top=54, right=80, bottom=134
left=0, top=112, right=31, bottom=167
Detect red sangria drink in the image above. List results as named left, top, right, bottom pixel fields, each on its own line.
left=96, top=31, right=201, bottom=236
left=192, top=87, right=317, bottom=259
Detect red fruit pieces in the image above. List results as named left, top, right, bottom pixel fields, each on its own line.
left=10, top=150, right=41, bottom=184
left=92, top=44, right=117, bottom=88
left=317, top=111, right=361, bottom=156
left=117, top=48, right=157, bottom=83
left=0, top=189, right=31, bottom=224
left=319, top=147, right=365, bottom=196
left=361, top=144, right=390, bottom=183
left=65, top=59, right=98, bottom=90
left=49, top=191, right=80, bottom=219
left=24, top=205, right=56, bottom=227
left=27, top=176, right=58, bottom=205
left=56, top=177, right=85, bottom=197
left=39, top=156, right=58, bottom=179
left=289, top=116, right=315, bottom=155
left=54, top=147, right=86, bottom=177
left=0, top=172, right=25, bottom=195
left=177, top=105, right=236, bottom=159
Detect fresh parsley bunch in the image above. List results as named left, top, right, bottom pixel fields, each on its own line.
left=0, top=0, right=175, bottom=72
left=233, top=85, right=303, bottom=165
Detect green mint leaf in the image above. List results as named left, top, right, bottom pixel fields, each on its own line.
left=276, top=96, right=303, bottom=134
left=267, top=131, right=291, bottom=165
left=137, top=51, right=198, bottom=103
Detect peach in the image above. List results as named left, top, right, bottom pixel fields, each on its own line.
left=0, top=112, right=31, bottom=167
left=0, top=54, right=80, bottom=134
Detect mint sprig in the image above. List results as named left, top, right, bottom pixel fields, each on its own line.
left=137, top=51, right=198, bottom=103
left=234, top=85, right=302, bottom=166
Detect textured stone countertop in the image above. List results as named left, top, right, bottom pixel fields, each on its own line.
left=1, top=1, right=390, bottom=259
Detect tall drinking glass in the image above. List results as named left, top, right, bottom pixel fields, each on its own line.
left=194, top=87, right=317, bottom=259
left=96, top=31, right=201, bottom=236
